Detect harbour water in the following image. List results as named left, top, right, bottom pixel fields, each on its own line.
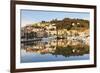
left=21, top=38, right=89, bottom=63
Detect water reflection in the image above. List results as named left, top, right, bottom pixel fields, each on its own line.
left=21, top=38, right=89, bottom=62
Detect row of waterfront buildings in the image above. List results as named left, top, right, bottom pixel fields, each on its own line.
left=21, top=23, right=89, bottom=41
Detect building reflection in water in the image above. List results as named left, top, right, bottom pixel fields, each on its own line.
left=21, top=38, right=89, bottom=57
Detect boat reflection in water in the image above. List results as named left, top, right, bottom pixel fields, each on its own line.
left=21, top=38, right=89, bottom=63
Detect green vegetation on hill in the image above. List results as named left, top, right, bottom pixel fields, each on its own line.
left=38, top=18, right=89, bottom=30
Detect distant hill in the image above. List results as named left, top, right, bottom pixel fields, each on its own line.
left=40, top=18, right=89, bottom=30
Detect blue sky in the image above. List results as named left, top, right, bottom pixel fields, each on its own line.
left=21, top=10, right=90, bottom=27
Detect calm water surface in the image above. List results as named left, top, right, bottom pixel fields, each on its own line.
left=21, top=38, right=89, bottom=63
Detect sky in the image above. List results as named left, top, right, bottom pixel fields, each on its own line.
left=21, top=10, right=90, bottom=27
